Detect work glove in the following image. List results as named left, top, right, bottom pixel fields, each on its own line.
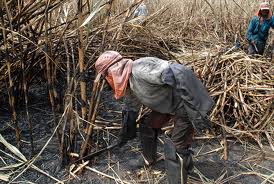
left=192, top=116, right=213, bottom=134
left=235, top=41, right=241, bottom=49
left=251, top=40, right=257, bottom=45
left=118, top=110, right=138, bottom=147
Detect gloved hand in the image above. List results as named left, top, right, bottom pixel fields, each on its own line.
left=251, top=40, right=257, bottom=45
left=235, top=41, right=241, bottom=49
left=118, top=110, right=138, bottom=147
left=192, top=116, right=213, bottom=134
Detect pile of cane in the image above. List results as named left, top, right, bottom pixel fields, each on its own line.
left=184, top=51, right=274, bottom=149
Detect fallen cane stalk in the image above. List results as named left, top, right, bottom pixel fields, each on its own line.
left=0, top=134, right=63, bottom=183
left=8, top=106, right=69, bottom=183
left=85, top=166, right=131, bottom=184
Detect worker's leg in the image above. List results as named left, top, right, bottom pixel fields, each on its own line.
left=248, top=43, right=257, bottom=55
left=171, top=116, right=194, bottom=152
left=140, top=111, right=171, bottom=165
left=248, top=42, right=266, bottom=55
left=164, top=111, right=194, bottom=184
left=164, top=136, right=193, bottom=184
left=256, top=42, right=266, bottom=55
left=139, top=117, right=158, bottom=165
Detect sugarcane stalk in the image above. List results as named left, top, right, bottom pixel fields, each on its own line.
left=44, top=0, right=60, bottom=142
left=60, top=89, right=70, bottom=164
left=21, top=52, right=34, bottom=155
left=18, top=0, right=34, bottom=155
left=48, top=10, right=60, bottom=112
left=100, top=0, right=114, bottom=51
left=70, top=40, right=77, bottom=155
left=2, top=0, right=21, bottom=148
left=60, top=37, right=75, bottom=164
left=78, top=0, right=87, bottom=120
left=60, top=108, right=68, bottom=165
left=52, top=60, right=60, bottom=111
left=44, top=0, right=54, bottom=111
left=221, top=67, right=228, bottom=161
left=64, top=38, right=70, bottom=86
left=80, top=80, right=105, bottom=159
left=80, top=79, right=101, bottom=159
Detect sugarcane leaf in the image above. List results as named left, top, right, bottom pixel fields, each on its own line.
left=0, top=134, right=27, bottom=162
left=0, top=172, right=11, bottom=182
left=0, top=163, right=24, bottom=171
left=80, top=0, right=106, bottom=28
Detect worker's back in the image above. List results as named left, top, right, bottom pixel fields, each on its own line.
left=129, top=57, right=174, bottom=114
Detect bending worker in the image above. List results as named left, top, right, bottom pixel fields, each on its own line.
left=247, top=1, right=274, bottom=55
left=95, top=51, right=213, bottom=184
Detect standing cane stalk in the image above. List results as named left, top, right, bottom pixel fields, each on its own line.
left=78, top=0, right=87, bottom=120
left=17, top=0, right=34, bottom=154
left=44, top=0, right=60, bottom=143
left=80, top=80, right=105, bottom=159
left=2, top=0, right=21, bottom=148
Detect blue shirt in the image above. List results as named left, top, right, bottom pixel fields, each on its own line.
left=247, top=15, right=274, bottom=43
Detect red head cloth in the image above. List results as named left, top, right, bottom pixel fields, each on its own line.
left=256, top=1, right=272, bottom=19
left=95, top=51, right=133, bottom=99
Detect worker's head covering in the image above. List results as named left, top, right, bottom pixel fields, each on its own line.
left=95, top=51, right=123, bottom=81
left=95, top=51, right=133, bottom=99
left=256, top=1, right=272, bottom=19
left=260, top=1, right=270, bottom=10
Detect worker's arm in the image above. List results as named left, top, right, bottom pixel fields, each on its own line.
left=161, top=64, right=213, bottom=133
left=118, top=89, right=141, bottom=147
left=246, top=16, right=258, bottom=42
left=270, top=16, right=274, bottom=29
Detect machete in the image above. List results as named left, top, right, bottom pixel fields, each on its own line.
left=72, top=142, right=119, bottom=164
left=252, top=42, right=259, bottom=53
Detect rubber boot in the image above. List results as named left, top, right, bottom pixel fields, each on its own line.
left=139, top=119, right=158, bottom=166
left=178, top=149, right=194, bottom=175
left=164, top=136, right=193, bottom=184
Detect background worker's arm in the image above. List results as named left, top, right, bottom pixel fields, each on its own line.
left=270, top=16, right=274, bottom=60
left=247, top=17, right=258, bottom=43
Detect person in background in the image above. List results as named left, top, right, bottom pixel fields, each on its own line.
left=132, top=1, right=148, bottom=24
left=247, top=1, right=274, bottom=55
left=95, top=51, right=213, bottom=184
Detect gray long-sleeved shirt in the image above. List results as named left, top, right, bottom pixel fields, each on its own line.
left=123, top=57, right=213, bottom=121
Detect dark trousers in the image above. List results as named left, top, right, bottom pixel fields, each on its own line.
left=248, top=42, right=266, bottom=55
left=141, top=110, right=194, bottom=152
left=140, top=111, right=194, bottom=184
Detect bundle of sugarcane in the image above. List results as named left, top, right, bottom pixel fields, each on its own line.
left=187, top=51, right=274, bottom=148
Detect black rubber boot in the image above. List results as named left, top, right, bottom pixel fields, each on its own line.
left=139, top=119, right=158, bottom=166
left=178, top=149, right=194, bottom=175
left=164, top=136, right=194, bottom=184
left=119, top=110, right=138, bottom=147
